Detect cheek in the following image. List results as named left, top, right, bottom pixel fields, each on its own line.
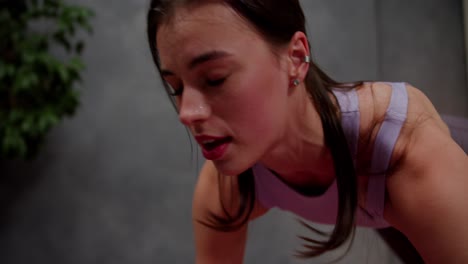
left=219, top=67, right=289, bottom=140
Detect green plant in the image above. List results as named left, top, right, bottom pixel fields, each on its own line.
left=0, top=0, right=94, bottom=159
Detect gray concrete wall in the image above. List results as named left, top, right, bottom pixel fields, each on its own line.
left=0, top=0, right=466, bottom=263
left=464, top=0, right=468, bottom=81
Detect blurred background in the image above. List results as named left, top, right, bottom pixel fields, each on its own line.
left=0, top=0, right=466, bottom=263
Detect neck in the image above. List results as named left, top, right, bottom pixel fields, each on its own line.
left=259, top=86, right=336, bottom=190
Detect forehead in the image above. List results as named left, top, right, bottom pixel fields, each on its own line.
left=156, top=3, right=264, bottom=70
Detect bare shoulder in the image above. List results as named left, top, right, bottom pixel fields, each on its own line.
left=193, top=161, right=269, bottom=263
left=355, top=82, right=450, bottom=167
left=193, top=161, right=269, bottom=221
left=378, top=83, right=468, bottom=263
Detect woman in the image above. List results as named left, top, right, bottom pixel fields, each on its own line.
left=147, top=0, right=468, bottom=263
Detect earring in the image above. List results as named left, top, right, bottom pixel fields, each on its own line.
left=293, top=79, right=300, bottom=86
left=304, top=55, right=310, bottom=63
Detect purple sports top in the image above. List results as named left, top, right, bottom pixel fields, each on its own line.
left=253, top=82, right=408, bottom=228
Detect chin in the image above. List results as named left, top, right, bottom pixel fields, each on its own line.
left=212, top=158, right=255, bottom=177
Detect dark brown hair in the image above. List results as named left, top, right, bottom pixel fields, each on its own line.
left=147, top=0, right=362, bottom=258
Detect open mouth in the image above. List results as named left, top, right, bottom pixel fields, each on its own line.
left=195, top=135, right=233, bottom=160
left=202, top=137, right=232, bottom=151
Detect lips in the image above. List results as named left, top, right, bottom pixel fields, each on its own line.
left=195, top=135, right=232, bottom=160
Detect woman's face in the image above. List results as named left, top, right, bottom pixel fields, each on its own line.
left=156, top=3, right=292, bottom=175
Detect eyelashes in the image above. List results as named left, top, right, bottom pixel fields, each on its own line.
left=206, top=77, right=226, bottom=87
left=169, top=90, right=182, bottom=97
left=167, top=77, right=227, bottom=97
left=167, top=83, right=183, bottom=97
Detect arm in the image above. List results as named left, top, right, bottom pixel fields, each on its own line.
left=193, top=161, right=268, bottom=264
left=384, top=87, right=468, bottom=263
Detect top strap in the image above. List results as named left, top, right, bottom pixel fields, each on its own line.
left=333, top=88, right=360, bottom=158
left=366, top=82, right=408, bottom=219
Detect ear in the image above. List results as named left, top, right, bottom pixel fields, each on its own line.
left=287, top=31, right=310, bottom=84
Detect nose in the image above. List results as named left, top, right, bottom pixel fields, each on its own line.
left=178, top=88, right=211, bottom=126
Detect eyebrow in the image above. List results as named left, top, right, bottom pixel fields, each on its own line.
left=160, top=50, right=232, bottom=77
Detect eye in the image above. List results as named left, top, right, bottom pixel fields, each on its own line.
left=166, top=82, right=183, bottom=97
left=206, top=77, right=226, bottom=87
